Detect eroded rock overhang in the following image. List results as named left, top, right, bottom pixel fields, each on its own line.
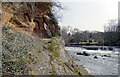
left=2, top=2, right=61, bottom=38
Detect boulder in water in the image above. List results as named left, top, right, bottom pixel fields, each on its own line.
left=109, top=47, right=113, bottom=51
left=83, top=51, right=90, bottom=56
left=94, top=56, right=98, bottom=59
left=77, top=52, right=83, bottom=55
left=77, top=51, right=90, bottom=56
left=102, top=55, right=111, bottom=57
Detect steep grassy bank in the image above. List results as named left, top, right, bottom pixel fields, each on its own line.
left=2, top=27, right=91, bottom=76
left=2, top=26, right=44, bottom=75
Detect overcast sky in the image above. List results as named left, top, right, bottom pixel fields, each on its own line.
left=58, top=0, right=119, bottom=32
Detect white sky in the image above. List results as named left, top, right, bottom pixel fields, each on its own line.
left=58, top=0, right=120, bottom=32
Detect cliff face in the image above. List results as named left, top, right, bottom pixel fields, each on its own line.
left=1, top=2, right=90, bottom=76
left=2, top=2, right=61, bottom=38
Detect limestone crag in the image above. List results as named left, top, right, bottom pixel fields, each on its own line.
left=2, top=2, right=61, bottom=38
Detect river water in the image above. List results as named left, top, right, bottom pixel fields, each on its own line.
left=65, top=46, right=120, bottom=75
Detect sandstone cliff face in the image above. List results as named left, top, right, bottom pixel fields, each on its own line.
left=1, top=2, right=90, bottom=76
left=2, top=2, right=61, bottom=38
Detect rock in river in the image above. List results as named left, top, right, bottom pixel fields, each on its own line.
left=77, top=52, right=83, bottom=55
left=101, top=55, right=111, bottom=57
left=94, top=56, right=98, bottom=59
left=77, top=51, right=90, bottom=56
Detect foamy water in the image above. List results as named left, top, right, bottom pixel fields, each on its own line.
left=65, top=47, right=119, bottom=75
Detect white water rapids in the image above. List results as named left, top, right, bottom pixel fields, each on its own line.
left=65, top=47, right=119, bottom=75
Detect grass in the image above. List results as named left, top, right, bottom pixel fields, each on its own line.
left=48, top=37, right=60, bottom=58
left=75, top=59, right=81, bottom=61
left=48, top=37, right=82, bottom=76
left=64, top=62, right=82, bottom=76
left=2, top=27, right=43, bottom=75
left=47, top=37, right=61, bottom=75
left=49, top=54, right=56, bottom=75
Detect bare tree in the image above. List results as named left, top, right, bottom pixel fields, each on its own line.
left=104, top=19, right=119, bottom=46
left=61, top=26, right=73, bottom=44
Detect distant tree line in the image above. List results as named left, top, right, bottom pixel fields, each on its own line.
left=61, top=19, right=120, bottom=46
left=104, top=20, right=119, bottom=46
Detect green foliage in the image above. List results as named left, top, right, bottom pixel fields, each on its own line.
left=65, top=62, right=82, bottom=76
left=48, top=37, right=61, bottom=75
left=48, top=37, right=60, bottom=58
left=2, top=27, right=42, bottom=75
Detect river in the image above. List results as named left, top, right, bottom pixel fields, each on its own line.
left=65, top=46, right=119, bottom=75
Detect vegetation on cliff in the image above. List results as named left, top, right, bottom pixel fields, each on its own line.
left=1, top=1, right=91, bottom=76
left=2, top=26, right=43, bottom=75
left=2, top=26, right=88, bottom=76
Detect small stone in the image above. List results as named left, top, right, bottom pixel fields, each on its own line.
left=38, top=51, right=41, bottom=53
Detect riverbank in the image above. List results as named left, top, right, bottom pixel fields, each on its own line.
left=65, top=46, right=119, bottom=75
left=66, top=54, right=93, bottom=76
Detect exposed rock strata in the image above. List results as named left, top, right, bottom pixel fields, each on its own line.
left=2, top=2, right=61, bottom=38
